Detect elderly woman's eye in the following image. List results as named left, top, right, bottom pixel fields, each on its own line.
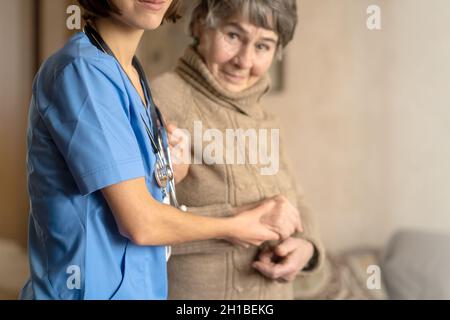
left=227, top=32, right=240, bottom=41
left=256, top=43, right=270, bottom=51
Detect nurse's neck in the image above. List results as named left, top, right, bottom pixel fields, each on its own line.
left=94, top=18, right=144, bottom=72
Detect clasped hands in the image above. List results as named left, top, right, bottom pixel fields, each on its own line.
left=231, top=195, right=315, bottom=282
left=168, top=124, right=315, bottom=282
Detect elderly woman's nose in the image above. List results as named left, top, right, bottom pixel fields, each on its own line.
left=234, top=45, right=254, bottom=69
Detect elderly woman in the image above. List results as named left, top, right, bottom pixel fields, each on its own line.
left=152, top=0, right=325, bottom=300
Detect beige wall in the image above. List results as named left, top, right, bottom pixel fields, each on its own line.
left=385, top=0, right=450, bottom=237
left=0, top=0, right=70, bottom=248
left=266, top=0, right=450, bottom=252
left=0, top=0, right=35, bottom=247
left=0, top=0, right=35, bottom=245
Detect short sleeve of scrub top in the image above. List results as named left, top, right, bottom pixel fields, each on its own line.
left=43, top=58, right=145, bottom=195
left=21, top=33, right=168, bottom=300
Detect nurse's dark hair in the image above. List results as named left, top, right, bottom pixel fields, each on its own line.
left=189, top=0, right=298, bottom=48
left=78, top=0, right=183, bottom=23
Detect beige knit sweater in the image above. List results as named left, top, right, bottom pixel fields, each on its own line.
left=152, top=47, right=325, bottom=299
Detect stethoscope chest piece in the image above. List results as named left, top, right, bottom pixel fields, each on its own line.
left=154, top=158, right=173, bottom=189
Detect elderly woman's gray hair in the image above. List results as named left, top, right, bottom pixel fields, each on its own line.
left=189, top=0, right=298, bottom=48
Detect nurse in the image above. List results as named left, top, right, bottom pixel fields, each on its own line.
left=21, top=0, right=302, bottom=300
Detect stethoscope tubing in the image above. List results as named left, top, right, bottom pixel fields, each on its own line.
left=83, top=24, right=180, bottom=209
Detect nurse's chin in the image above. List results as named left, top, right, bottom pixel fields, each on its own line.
left=133, top=15, right=165, bottom=31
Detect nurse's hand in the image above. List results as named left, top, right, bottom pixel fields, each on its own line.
left=224, top=200, right=283, bottom=247
left=252, top=237, right=314, bottom=282
left=167, top=123, right=190, bottom=184
left=259, top=195, right=303, bottom=241
left=226, top=196, right=302, bottom=248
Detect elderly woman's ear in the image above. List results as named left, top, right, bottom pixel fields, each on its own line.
left=191, top=20, right=202, bottom=46
left=191, top=22, right=200, bottom=47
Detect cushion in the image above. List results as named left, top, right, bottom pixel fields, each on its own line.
left=381, top=230, right=450, bottom=300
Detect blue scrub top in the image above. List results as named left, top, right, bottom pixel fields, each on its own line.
left=21, top=32, right=168, bottom=300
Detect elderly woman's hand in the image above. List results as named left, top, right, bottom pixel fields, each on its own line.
left=167, top=123, right=190, bottom=185
left=252, top=237, right=314, bottom=282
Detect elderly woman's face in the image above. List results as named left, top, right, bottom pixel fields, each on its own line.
left=110, top=0, right=173, bottom=30
left=197, top=16, right=279, bottom=93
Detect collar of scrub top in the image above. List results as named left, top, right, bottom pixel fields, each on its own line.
left=83, top=23, right=160, bottom=154
left=83, top=23, right=180, bottom=208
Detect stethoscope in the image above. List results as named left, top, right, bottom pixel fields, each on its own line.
left=83, top=23, right=181, bottom=211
